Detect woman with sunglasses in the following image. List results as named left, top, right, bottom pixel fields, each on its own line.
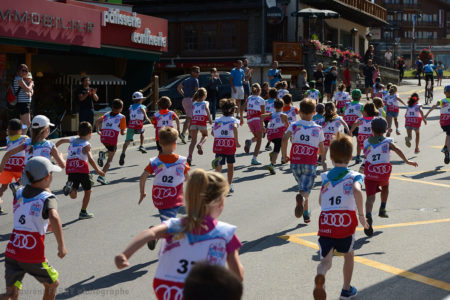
left=13, top=64, right=34, bottom=130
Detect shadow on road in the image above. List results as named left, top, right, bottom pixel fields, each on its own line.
left=240, top=224, right=307, bottom=255
left=56, top=260, right=158, bottom=299
left=233, top=173, right=268, bottom=183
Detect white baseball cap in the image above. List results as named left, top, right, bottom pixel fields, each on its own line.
left=132, top=91, right=145, bottom=100
left=31, top=115, right=54, bottom=129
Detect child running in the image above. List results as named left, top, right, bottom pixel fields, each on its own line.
left=334, top=83, right=350, bottom=115
left=322, top=103, right=349, bottom=171
left=373, top=97, right=386, bottom=118
left=138, top=127, right=190, bottom=250
left=282, top=94, right=299, bottom=124
left=116, top=169, right=244, bottom=300
left=312, top=103, right=325, bottom=127
left=263, top=88, right=278, bottom=151
left=0, top=119, right=28, bottom=214
left=187, top=88, right=213, bottom=166
left=424, top=85, right=450, bottom=164
left=343, top=90, right=364, bottom=163
left=95, top=99, right=126, bottom=185
left=119, top=92, right=152, bottom=165
left=313, top=133, right=368, bottom=300
left=305, top=81, right=321, bottom=104
left=371, top=78, right=384, bottom=99
left=350, top=103, right=379, bottom=158
left=405, top=93, right=427, bottom=153
left=277, top=81, right=290, bottom=99
left=384, top=85, right=406, bottom=137
left=212, top=98, right=240, bottom=193
left=261, top=98, right=289, bottom=174
left=57, top=122, right=105, bottom=219
left=282, top=99, right=325, bottom=223
left=152, top=96, right=181, bottom=153
left=3, top=157, right=67, bottom=300
left=362, top=118, right=418, bottom=236
left=241, top=83, right=265, bottom=165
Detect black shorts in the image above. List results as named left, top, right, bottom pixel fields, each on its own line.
left=68, top=173, right=91, bottom=191
left=17, top=102, right=31, bottom=115
left=215, top=154, right=236, bottom=165
left=318, top=235, right=355, bottom=259
left=442, top=125, right=450, bottom=136
left=5, top=257, right=59, bottom=287
left=269, top=138, right=282, bottom=153
left=425, top=74, right=434, bottom=82
left=365, top=78, right=373, bottom=89
left=103, top=144, right=117, bottom=152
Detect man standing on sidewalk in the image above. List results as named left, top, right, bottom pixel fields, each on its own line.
left=77, top=76, right=99, bottom=126
left=177, top=66, right=200, bottom=142
left=415, top=57, right=424, bottom=86
left=230, top=60, right=245, bottom=118
left=384, top=48, right=393, bottom=67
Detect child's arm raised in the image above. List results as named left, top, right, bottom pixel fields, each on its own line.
left=51, top=146, right=66, bottom=169
left=226, top=249, right=244, bottom=282
left=397, top=96, right=406, bottom=106
left=115, top=224, right=168, bottom=269
left=86, top=145, right=105, bottom=176
left=390, top=143, right=418, bottom=167
left=353, top=181, right=369, bottom=229
left=138, top=170, right=150, bottom=204
left=424, top=102, right=439, bottom=119
left=48, top=208, right=67, bottom=259
left=55, top=138, right=71, bottom=148
left=233, top=124, right=241, bottom=148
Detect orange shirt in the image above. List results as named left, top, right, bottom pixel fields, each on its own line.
left=145, top=154, right=190, bottom=174
left=282, top=105, right=299, bottom=114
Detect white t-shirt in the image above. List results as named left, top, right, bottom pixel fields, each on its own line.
left=384, top=51, right=392, bottom=62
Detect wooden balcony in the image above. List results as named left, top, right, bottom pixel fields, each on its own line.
left=338, top=0, right=386, bottom=21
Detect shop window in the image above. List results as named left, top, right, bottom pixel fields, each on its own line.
left=341, top=31, right=352, bottom=49
left=221, top=23, right=237, bottom=50
left=201, top=24, right=217, bottom=50
left=184, top=24, right=199, bottom=51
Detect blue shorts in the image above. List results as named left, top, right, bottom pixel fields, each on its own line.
left=290, top=164, right=317, bottom=194
left=158, top=206, right=180, bottom=222
left=386, top=111, right=399, bottom=118
left=215, top=154, right=236, bottom=165
left=318, top=235, right=355, bottom=259
left=243, top=83, right=250, bottom=96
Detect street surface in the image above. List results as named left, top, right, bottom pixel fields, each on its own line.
left=0, top=79, right=449, bottom=299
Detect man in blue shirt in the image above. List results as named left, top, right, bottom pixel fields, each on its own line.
left=424, top=60, right=437, bottom=95
left=177, top=66, right=200, bottom=142
left=230, top=60, right=245, bottom=117
left=268, top=61, right=281, bottom=87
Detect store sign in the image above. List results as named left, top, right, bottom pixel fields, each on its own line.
left=267, top=6, right=283, bottom=25
left=0, top=0, right=101, bottom=48
left=102, top=8, right=141, bottom=28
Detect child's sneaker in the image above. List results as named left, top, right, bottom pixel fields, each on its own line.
left=414, top=148, right=420, bottom=154
left=405, top=137, right=411, bottom=148
left=441, top=145, right=447, bottom=153
left=98, top=151, right=105, bottom=167
left=0, top=207, right=5, bottom=215
left=396, top=129, right=401, bottom=135
left=97, top=175, right=109, bottom=185
left=244, top=139, right=252, bottom=154
left=269, top=152, right=274, bottom=163
left=119, top=153, right=126, bottom=166
left=197, top=144, right=203, bottom=155
left=211, top=157, right=221, bottom=169
left=251, top=158, right=262, bottom=165
left=265, top=144, right=272, bottom=151
left=445, top=151, right=450, bottom=164
left=266, top=164, right=276, bottom=175
left=294, top=193, right=304, bottom=218
left=378, top=208, right=389, bottom=218
left=303, top=210, right=311, bottom=223
left=354, top=156, right=362, bottom=164
left=79, top=211, right=94, bottom=220
left=138, top=146, right=147, bottom=153
left=180, top=133, right=186, bottom=144
left=313, top=274, right=326, bottom=300
left=63, top=181, right=73, bottom=196
left=229, top=184, right=235, bottom=193
left=340, top=286, right=357, bottom=299
left=364, top=215, right=374, bottom=236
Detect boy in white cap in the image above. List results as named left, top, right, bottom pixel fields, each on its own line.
left=3, top=156, right=67, bottom=300
left=118, top=92, right=151, bottom=166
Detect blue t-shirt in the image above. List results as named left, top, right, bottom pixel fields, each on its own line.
left=230, top=68, right=244, bottom=87
left=268, top=68, right=281, bottom=87
left=423, top=64, right=435, bottom=74
left=181, top=76, right=199, bottom=98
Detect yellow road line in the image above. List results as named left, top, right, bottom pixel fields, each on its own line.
left=428, top=146, right=444, bottom=149
left=390, top=176, right=450, bottom=188
left=286, top=218, right=450, bottom=238
left=279, top=235, right=450, bottom=291
left=391, top=168, right=449, bottom=176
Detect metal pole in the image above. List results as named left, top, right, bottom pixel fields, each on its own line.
left=295, top=0, right=299, bottom=42
left=261, top=0, right=265, bottom=62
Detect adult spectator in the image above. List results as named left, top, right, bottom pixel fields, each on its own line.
left=362, top=59, right=375, bottom=100
left=230, top=60, right=245, bottom=117
left=297, top=69, right=308, bottom=91
left=177, top=66, right=200, bottom=141
left=242, top=58, right=252, bottom=102
left=206, top=68, right=222, bottom=120
left=77, top=76, right=99, bottom=126
left=12, top=64, right=34, bottom=130
left=363, top=44, right=375, bottom=64
left=343, top=63, right=351, bottom=92
left=268, top=61, right=281, bottom=87
left=415, top=56, right=424, bottom=86
left=397, top=57, right=405, bottom=82
left=324, top=66, right=337, bottom=102
left=384, top=48, right=393, bottom=67
left=313, top=63, right=325, bottom=103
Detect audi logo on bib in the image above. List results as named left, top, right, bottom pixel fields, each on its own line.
left=7, top=157, right=24, bottom=166
left=153, top=186, right=177, bottom=200
left=345, top=115, right=358, bottom=122
left=367, top=164, right=391, bottom=174
left=11, top=233, right=37, bottom=250
left=155, top=284, right=183, bottom=300
left=193, top=116, right=203, bottom=121
left=216, top=139, right=234, bottom=147
left=292, top=144, right=315, bottom=155
left=320, top=212, right=352, bottom=227
left=101, top=130, right=116, bottom=138
left=442, top=115, right=450, bottom=121
left=68, top=160, right=83, bottom=169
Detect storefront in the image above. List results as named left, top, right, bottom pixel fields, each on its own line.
left=0, top=0, right=167, bottom=141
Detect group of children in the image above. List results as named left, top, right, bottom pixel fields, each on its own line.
left=1, top=78, right=449, bottom=300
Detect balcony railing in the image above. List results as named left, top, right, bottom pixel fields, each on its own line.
left=339, top=0, right=387, bottom=21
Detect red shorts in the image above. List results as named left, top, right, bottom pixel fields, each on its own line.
left=0, top=171, right=22, bottom=185
left=248, top=120, right=262, bottom=133
left=365, top=178, right=389, bottom=196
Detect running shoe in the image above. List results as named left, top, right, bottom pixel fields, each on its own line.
left=303, top=210, right=311, bottom=223
left=119, top=153, right=125, bottom=166
left=364, top=215, right=374, bottom=236
left=294, top=194, right=304, bottom=218
left=354, top=156, right=362, bottom=164
left=180, top=133, right=186, bottom=144
left=265, top=145, right=272, bottom=151
left=0, top=207, right=5, bottom=215
left=378, top=208, right=389, bottom=218
left=266, top=164, right=276, bottom=175
left=97, top=176, right=109, bottom=185
left=405, top=137, right=411, bottom=148
left=197, top=144, right=203, bottom=155
left=313, top=274, right=326, bottom=300
left=188, top=135, right=192, bottom=141
left=229, top=185, right=235, bottom=193
left=396, top=129, right=401, bottom=135
left=317, top=155, right=322, bottom=165
left=281, top=158, right=287, bottom=165
left=9, top=182, right=21, bottom=198
left=63, top=181, right=73, bottom=196
left=138, top=146, right=147, bottom=153
left=244, top=139, right=252, bottom=154
left=445, top=151, right=450, bottom=164
left=79, top=211, right=94, bottom=220
left=340, top=286, right=357, bottom=299
left=251, top=158, right=262, bottom=165
left=441, top=146, right=447, bottom=153
left=97, top=151, right=105, bottom=167
left=414, top=148, right=420, bottom=154
left=211, top=157, right=221, bottom=169
left=187, top=158, right=192, bottom=166
left=148, top=239, right=158, bottom=250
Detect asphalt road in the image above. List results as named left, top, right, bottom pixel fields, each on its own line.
left=0, top=79, right=449, bottom=299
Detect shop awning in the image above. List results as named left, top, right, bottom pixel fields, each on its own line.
left=55, top=74, right=127, bottom=86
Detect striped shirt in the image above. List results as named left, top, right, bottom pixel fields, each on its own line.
left=13, top=75, right=31, bottom=103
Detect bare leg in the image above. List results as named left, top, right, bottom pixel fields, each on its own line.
left=394, top=117, right=399, bottom=131
left=0, top=184, right=8, bottom=206
left=102, top=151, right=115, bottom=173
left=380, top=185, right=389, bottom=205
left=317, top=246, right=333, bottom=275
left=445, top=135, right=450, bottom=149
left=20, top=113, right=31, bottom=130
left=81, top=190, right=92, bottom=210
left=188, top=130, right=198, bottom=158
left=254, top=132, right=262, bottom=157
left=182, top=117, right=192, bottom=136
left=1, top=285, right=20, bottom=300
left=43, top=281, right=59, bottom=300
left=356, top=141, right=361, bottom=157
left=121, top=141, right=131, bottom=155
left=386, top=116, right=393, bottom=137
left=215, top=164, right=223, bottom=173
left=366, top=195, right=376, bottom=214
left=303, top=191, right=310, bottom=212
left=415, top=129, right=420, bottom=152
left=198, top=131, right=208, bottom=146
left=227, top=163, right=234, bottom=185
left=342, top=251, right=355, bottom=290
left=69, top=189, right=77, bottom=199
left=140, top=133, right=144, bottom=147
